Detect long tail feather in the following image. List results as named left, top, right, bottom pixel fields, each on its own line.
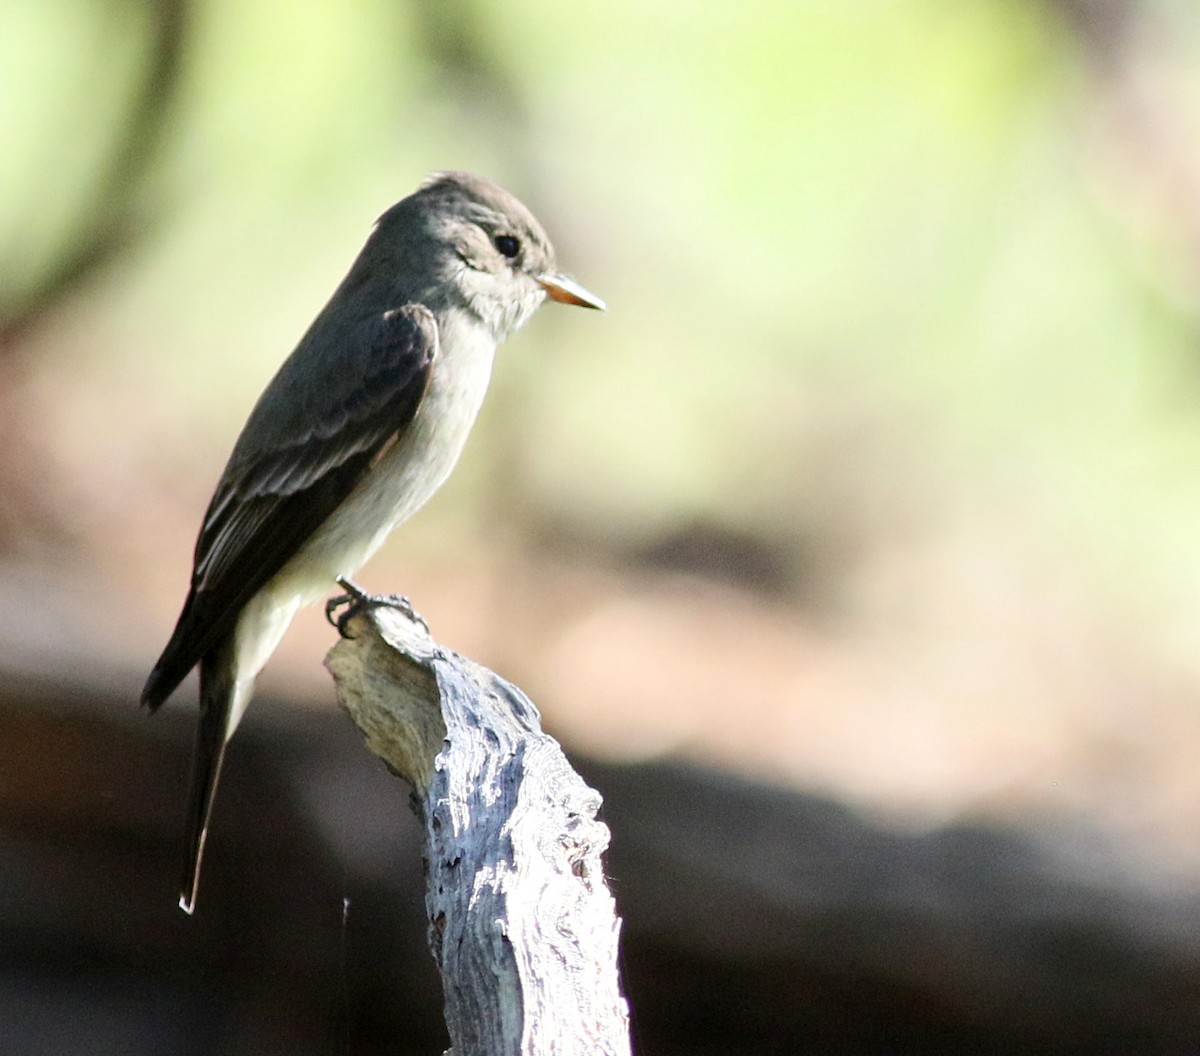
left=179, top=644, right=236, bottom=914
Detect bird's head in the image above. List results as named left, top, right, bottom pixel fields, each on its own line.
left=375, top=171, right=605, bottom=340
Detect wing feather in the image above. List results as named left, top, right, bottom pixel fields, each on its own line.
left=141, top=304, right=437, bottom=710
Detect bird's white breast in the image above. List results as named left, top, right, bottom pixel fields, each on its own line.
left=268, top=308, right=497, bottom=607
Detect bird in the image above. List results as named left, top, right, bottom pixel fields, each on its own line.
left=141, top=171, right=604, bottom=913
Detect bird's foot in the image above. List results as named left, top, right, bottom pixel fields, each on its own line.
left=325, top=577, right=430, bottom=638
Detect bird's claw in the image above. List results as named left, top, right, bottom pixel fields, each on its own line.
left=325, top=577, right=429, bottom=638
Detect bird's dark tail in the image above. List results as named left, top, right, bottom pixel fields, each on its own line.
left=179, top=643, right=236, bottom=915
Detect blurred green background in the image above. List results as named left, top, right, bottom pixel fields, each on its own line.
left=4, top=0, right=1200, bottom=1051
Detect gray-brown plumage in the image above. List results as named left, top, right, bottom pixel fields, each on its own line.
left=142, top=172, right=603, bottom=913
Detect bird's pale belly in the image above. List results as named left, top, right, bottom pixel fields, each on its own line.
left=226, top=319, right=497, bottom=716
left=285, top=327, right=495, bottom=601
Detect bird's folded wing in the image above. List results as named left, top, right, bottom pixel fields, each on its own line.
left=141, top=304, right=438, bottom=710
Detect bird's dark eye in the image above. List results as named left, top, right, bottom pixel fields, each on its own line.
left=494, top=234, right=520, bottom=259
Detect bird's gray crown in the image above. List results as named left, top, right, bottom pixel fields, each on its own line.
left=364, top=172, right=560, bottom=339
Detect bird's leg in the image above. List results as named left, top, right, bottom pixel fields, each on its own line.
left=325, top=577, right=430, bottom=637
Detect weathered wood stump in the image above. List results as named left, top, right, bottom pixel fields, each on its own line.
left=325, top=602, right=631, bottom=1056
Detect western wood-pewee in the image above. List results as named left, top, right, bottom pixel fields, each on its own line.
left=141, top=172, right=604, bottom=913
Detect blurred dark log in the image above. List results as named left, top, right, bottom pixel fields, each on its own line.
left=1, top=575, right=1199, bottom=1054
left=325, top=602, right=630, bottom=1056
left=592, top=762, right=1200, bottom=1055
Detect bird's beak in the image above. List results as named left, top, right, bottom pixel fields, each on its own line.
left=538, top=272, right=606, bottom=311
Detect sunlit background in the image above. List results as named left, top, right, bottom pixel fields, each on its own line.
left=3, top=0, right=1200, bottom=1052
